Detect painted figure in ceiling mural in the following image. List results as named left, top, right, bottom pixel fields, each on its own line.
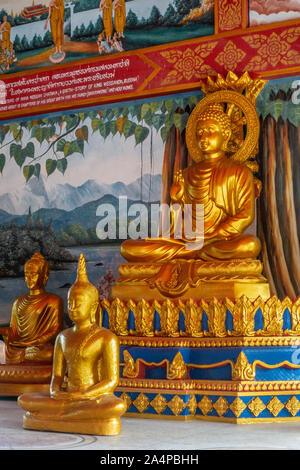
left=100, top=0, right=113, bottom=43
left=45, top=0, right=65, bottom=63
left=0, top=15, right=16, bottom=72
left=113, top=0, right=126, bottom=39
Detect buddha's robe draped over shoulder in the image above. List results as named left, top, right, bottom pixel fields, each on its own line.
left=2, top=22, right=11, bottom=50
left=114, top=0, right=126, bottom=34
left=50, top=0, right=64, bottom=48
left=5, top=293, right=63, bottom=364
left=103, top=0, right=113, bottom=38
left=121, top=157, right=261, bottom=262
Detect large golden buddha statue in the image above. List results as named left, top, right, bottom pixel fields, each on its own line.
left=112, top=74, right=270, bottom=301
left=18, top=254, right=126, bottom=436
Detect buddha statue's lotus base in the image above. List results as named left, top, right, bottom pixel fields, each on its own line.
left=111, top=259, right=270, bottom=302
left=23, top=414, right=121, bottom=436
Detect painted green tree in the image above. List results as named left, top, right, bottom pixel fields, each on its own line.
left=0, top=94, right=202, bottom=185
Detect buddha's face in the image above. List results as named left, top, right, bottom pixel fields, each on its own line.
left=24, top=263, right=46, bottom=291
left=196, top=118, right=228, bottom=157
left=68, top=290, right=98, bottom=326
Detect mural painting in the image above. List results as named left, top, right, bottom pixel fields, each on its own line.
left=250, top=0, right=300, bottom=26
left=0, top=0, right=214, bottom=74
left=0, top=91, right=202, bottom=324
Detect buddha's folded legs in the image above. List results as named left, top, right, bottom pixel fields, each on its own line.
left=121, top=238, right=196, bottom=263
left=198, top=234, right=261, bottom=261
left=18, top=393, right=126, bottom=419
left=121, top=234, right=261, bottom=263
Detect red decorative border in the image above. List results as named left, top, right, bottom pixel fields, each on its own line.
left=0, top=2, right=300, bottom=121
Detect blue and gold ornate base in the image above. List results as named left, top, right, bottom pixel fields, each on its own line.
left=115, top=336, right=300, bottom=422
left=101, top=295, right=300, bottom=422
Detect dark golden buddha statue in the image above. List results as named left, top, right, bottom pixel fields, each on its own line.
left=18, top=254, right=126, bottom=436
left=0, top=253, right=64, bottom=395
left=0, top=253, right=63, bottom=365
left=112, top=76, right=270, bottom=301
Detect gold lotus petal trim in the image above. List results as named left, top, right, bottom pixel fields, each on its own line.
left=104, top=294, right=300, bottom=339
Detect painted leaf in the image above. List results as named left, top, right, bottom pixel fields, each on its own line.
left=116, top=116, right=128, bottom=135
left=46, top=159, right=57, bottom=176
left=75, top=125, right=89, bottom=142
left=24, top=142, right=35, bottom=159
left=0, top=154, right=5, bottom=173
left=34, top=163, right=41, bottom=178
left=122, top=120, right=136, bottom=139
left=152, top=114, right=165, bottom=131
left=160, top=126, right=167, bottom=143
left=57, top=158, right=68, bottom=174
left=23, top=165, right=35, bottom=182
left=57, top=138, right=67, bottom=153
left=135, top=125, right=149, bottom=145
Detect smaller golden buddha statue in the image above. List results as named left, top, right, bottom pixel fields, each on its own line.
left=112, top=79, right=270, bottom=302
left=0, top=253, right=63, bottom=364
left=0, top=253, right=64, bottom=395
left=18, top=254, right=126, bottom=436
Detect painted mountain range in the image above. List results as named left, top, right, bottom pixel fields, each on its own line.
left=0, top=173, right=162, bottom=215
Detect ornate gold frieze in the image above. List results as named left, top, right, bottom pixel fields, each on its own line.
left=118, top=378, right=300, bottom=393
left=102, top=295, right=300, bottom=338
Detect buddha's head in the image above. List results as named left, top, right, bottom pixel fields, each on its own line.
left=196, top=104, right=232, bottom=158
left=68, top=254, right=99, bottom=326
left=24, top=253, right=49, bottom=292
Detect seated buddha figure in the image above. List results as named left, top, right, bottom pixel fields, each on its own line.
left=0, top=253, right=64, bottom=365
left=18, top=254, right=126, bottom=436
left=114, top=97, right=270, bottom=301
left=121, top=103, right=261, bottom=263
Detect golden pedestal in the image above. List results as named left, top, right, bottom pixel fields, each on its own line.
left=23, top=414, right=121, bottom=436
left=0, top=362, right=52, bottom=396
left=111, top=259, right=270, bottom=302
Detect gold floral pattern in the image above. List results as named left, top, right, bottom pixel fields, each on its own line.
left=218, top=0, right=242, bottom=32
left=151, top=394, right=168, bottom=414
left=267, top=397, right=284, bottom=417
left=133, top=393, right=150, bottom=413
left=167, top=396, right=185, bottom=415
left=198, top=396, right=213, bottom=416
left=160, top=43, right=217, bottom=85
left=243, top=28, right=300, bottom=71
left=214, top=397, right=229, bottom=417
left=285, top=397, right=300, bottom=417
left=229, top=398, right=247, bottom=418
left=247, top=397, right=266, bottom=417
left=215, top=41, right=246, bottom=71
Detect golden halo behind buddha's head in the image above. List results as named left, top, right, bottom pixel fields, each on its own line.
left=69, top=253, right=99, bottom=304
left=186, top=90, right=260, bottom=164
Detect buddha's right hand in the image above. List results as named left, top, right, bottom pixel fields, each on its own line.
left=170, top=170, right=184, bottom=202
